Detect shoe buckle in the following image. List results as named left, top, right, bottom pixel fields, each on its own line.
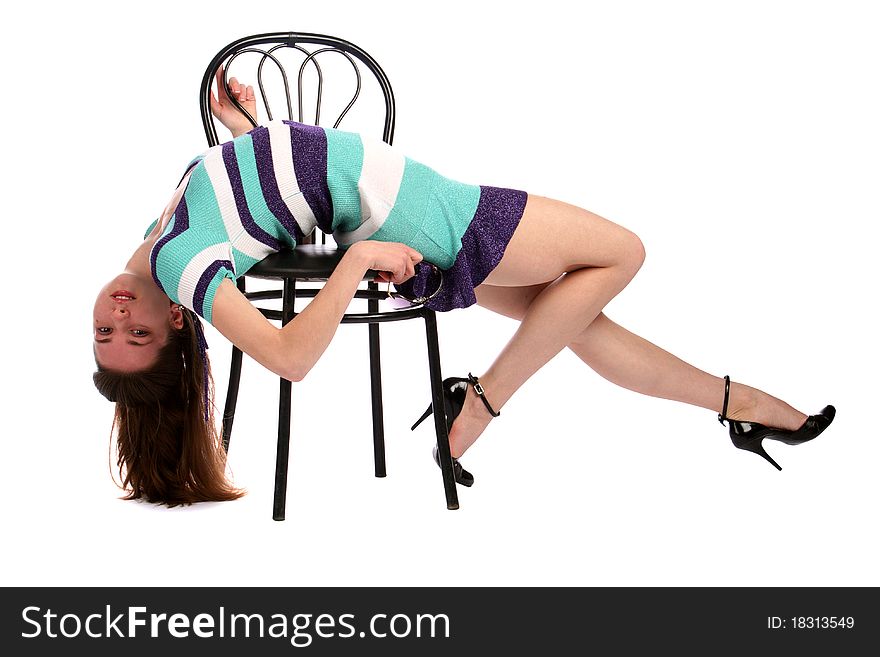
left=473, top=382, right=485, bottom=396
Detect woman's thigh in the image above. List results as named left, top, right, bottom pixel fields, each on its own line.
left=474, top=281, right=550, bottom=319
left=480, top=194, right=644, bottom=287
left=474, top=281, right=613, bottom=343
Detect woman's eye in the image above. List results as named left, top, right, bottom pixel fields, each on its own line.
left=96, top=327, right=112, bottom=335
left=130, top=329, right=150, bottom=337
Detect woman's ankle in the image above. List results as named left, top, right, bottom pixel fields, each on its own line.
left=727, top=383, right=808, bottom=431
left=722, top=381, right=759, bottom=422
left=449, top=386, right=497, bottom=458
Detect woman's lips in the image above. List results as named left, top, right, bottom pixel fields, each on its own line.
left=111, top=290, right=136, bottom=301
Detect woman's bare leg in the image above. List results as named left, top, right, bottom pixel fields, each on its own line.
left=447, top=195, right=808, bottom=458
left=475, top=285, right=809, bottom=436
left=446, top=194, right=644, bottom=457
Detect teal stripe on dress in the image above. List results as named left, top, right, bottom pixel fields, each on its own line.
left=324, top=128, right=363, bottom=233
left=181, top=163, right=227, bottom=240
left=231, top=247, right=261, bottom=276
left=369, top=158, right=433, bottom=246
left=154, top=233, right=228, bottom=306
left=368, top=159, right=480, bottom=269
left=151, top=215, right=181, bottom=302
left=233, top=135, right=288, bottom=239
left=153, top=172, right=229, bottom=302
left=419, top=173, right=481, bottom=266
left=187, top=153, right=206, bottom=169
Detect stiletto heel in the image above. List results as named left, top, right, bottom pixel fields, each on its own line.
left=717, top=374, right=836, bottom=471
left=737, top=438, right=782, bottom=471
left=411, top=372, right=501, bottom=487
left=411, top=404, right=433, bottom=431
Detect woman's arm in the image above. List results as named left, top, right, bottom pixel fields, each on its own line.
left=211, top=241, right=422, bottom=382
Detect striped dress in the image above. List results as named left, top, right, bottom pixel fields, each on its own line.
left=148, top=119, right=528, bottom=324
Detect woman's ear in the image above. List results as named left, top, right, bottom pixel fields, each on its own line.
left=169, top=302, right=185, bottom=330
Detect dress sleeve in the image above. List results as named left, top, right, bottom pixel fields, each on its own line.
left=186, top=258, right=236, bottom=325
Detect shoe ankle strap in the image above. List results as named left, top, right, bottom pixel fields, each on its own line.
left=718, top=375, right=730, bottom=425
left=468, top=373, right=501, bottom=417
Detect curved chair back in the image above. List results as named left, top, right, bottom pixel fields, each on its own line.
left=198, top=32, right=397, bottom=245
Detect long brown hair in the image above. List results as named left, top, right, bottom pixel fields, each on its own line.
left=93, top=311, right=244, bottom=506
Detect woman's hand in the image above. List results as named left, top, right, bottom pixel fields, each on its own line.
left=210, top=65, right=258, bottom=138
left=349, top=241, right=423, bottom=285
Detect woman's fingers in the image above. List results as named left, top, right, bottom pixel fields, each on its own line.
left=213, top=66, right=256, bottom=108
left=392, top=254, right=415, bottom=284
left=226, top=78, right=251, bottom=100
left=396, top=246, right=421, bottom=283
left=358, top=241, right=424, bottom=284
left=239, top=84, right=254, bottom=103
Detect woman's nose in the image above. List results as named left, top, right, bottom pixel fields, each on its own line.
left=112, top=305, right=128, bottom=317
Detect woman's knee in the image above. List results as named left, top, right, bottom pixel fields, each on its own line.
left=623, top=230, right=646, bottom=276
left=571, top=206, right=645, bottom=274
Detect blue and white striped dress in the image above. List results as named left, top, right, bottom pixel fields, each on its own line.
left=148, top=119, right=527, bottom=324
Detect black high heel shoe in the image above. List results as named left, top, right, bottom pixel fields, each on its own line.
left=411, top=373, right=501, bottom=487
left=718, top=375, right=836, bottom=470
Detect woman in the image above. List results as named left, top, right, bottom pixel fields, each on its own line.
left=93, top=69, right=835, bottom=505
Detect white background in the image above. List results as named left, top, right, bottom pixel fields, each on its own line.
left=2, top=0, right=877, bottom=587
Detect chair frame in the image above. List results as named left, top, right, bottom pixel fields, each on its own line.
left=198, top=32, right=460, bottom=519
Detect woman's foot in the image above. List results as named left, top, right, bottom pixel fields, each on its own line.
left=721, top=380, right=808, bottom=431
left=448, top=383, right=499, bottom=458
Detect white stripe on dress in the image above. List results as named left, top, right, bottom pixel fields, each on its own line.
left=334, top=134, right=406, bottom=245
left=267, top=120, right=318, bottom=237
left=201, top=149, right=274, bottom=262
left=177, top=243, right=234, bottom=311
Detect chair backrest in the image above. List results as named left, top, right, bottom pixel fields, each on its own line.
left=198, top=32, right=396, bottom=245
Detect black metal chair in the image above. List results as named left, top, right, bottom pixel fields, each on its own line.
left=198, top=32, right=460, bottom=520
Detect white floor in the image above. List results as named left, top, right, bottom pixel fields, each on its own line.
left=4, top=0, right=877, bottom=587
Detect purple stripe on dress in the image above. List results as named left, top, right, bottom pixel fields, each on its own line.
left=221, top=142, right=284, bottom=250
left=193, top=259, right=235, bottom=319
left=394, top=186, right=528, bottom=312
left=250, top=127, right=305, bottom=244
left=150, top=195, right=191, bottom=294
left=283, top=120, right=333, bottom=233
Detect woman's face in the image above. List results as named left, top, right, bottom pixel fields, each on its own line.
left=93, top=272, right=184, bottom=371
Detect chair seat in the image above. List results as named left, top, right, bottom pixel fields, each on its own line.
left=247, top=244, right=377, bottom=281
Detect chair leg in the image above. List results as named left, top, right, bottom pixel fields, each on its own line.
left=424, top=309, right=460, bottom=510
left=273, top=278, right=297, bottom=521
left=221, top=345, right=243, bottom=454
left=221, top=277, right=248, bottom=453
left=274, top=376, right=292, bottom=521
left=367, top=282, right=387, bottom=478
